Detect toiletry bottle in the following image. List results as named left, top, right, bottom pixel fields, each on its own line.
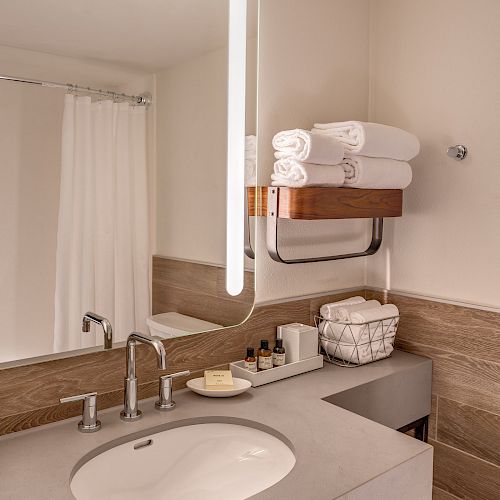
left=244, top=347, right=257, bottom=373
left=272, top=338, right=286, bottom=367
left=258, top=340, right=273, bottom=370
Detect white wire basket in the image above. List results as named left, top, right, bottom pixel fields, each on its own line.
left=314, top=314, right=400, bottom=367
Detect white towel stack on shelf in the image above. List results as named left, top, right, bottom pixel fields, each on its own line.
left=312, top=121, right=419, bottom=189
left=318, top=296, right=399, bottom=365
left=271, top=129, right=346, bottom=187
left=270, top=122, right=419, bottom=189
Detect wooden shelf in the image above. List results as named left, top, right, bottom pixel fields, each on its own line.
left=247, top=186, right=403, bottom=220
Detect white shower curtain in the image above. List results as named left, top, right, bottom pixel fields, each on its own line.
left=54, top=95, right=150, bottom=352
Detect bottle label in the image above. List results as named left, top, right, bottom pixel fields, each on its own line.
left=245, top=360, right=257, bottom=373
left=258, top=355, right=273, bottom=370
left=273, top=353, right=286, bottom=367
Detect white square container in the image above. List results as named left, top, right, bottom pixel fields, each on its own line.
left=277, top=323, right=319, bottom=363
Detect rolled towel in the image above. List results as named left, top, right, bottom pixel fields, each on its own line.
left=271, top=158, right=345, bottom=188
left=312, top=121, right=420, bottom=161
left=350, top=303, right=400, bottom=324
left=341, top=155, right=413, bottom=189
left=321, top=337, right=394, bottom=364
left=319, top=319, right=396, bottom=344
left=320, top=296, right=365, bottom=320
left=272, top=129, right=344, bottom=165
left=328, top=300, right=382, bottom=322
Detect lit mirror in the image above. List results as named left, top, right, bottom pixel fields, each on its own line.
left=0, top=0, right=257, bottom=365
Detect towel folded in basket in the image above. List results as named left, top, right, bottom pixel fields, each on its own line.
left=319, top=296, right=366, bottom=320
left=271, top=158, right=345, bottom=187
left=341, top=155, right=413, bottom=189
left=312, top=121, right=420, bottom=161
left=350, top=303, right=399, bottom=324
left=321, top=337, right=394, bottom=365
left=272, top=129, right=344, bottom=165
left=319, top=313, right=398, bottom=344
left=324, top=299, right=382, bottom=322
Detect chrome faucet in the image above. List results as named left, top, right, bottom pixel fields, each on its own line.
left=82, top=312, right=113, bottom=349
left=120, top=332, right=166, bottom=421
left=60, top=392, right=101, bottom=433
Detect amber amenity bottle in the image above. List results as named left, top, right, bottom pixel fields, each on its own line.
left=244, top=347, right=257, bottom=373
left=273, top=338, right=286, bottom=367
left=258, top=340, right=273, bottom=370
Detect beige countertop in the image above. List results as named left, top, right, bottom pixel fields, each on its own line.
left=0, top=351, right=432, bottom=500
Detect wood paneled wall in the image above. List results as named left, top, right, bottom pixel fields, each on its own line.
left=152, top=256, right=255, bottom=327
left=367, top=290, right=500, bottom=500
left=0, top=289, right=356, bottom=436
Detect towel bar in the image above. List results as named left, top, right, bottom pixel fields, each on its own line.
left=266, top=187, right=384, bottom=264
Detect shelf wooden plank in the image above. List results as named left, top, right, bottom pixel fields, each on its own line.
left=247, top=186, right=402, bottom=219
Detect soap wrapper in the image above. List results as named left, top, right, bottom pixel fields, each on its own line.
left=204, top=370, right=234, bottom=390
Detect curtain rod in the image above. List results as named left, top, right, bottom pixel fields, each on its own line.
left=0, top=74, right=152, bottom=106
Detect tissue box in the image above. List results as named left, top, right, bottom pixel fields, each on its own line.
left=277, top=323, right=319, bottom=363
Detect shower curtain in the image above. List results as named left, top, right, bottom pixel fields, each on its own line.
left=54, top=95, right=150, bottom=351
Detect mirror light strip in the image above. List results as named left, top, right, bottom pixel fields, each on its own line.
left=226, top=0, right=247, bottom=296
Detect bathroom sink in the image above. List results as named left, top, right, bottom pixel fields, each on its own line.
left=70, top=422, right=296, bottom=500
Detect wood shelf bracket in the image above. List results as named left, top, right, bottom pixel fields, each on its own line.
left=266, top=187, right=384, bottom=264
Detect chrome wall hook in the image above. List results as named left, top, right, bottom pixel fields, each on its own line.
left=447, top=145, right=468, bottom=160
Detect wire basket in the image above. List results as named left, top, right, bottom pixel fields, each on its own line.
left=314, top=314, right=400, bottom=367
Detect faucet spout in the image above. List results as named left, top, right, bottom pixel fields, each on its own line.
left=127, top=332, right=167, bottom=372
left=82, top=312, right=113, bottom=349
left=121, top=332, right=167, bottom=421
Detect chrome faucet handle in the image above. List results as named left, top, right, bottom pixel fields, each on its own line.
left=155, top=370, right=191, bottom=411
left=60, top=392, right=101, bottom=433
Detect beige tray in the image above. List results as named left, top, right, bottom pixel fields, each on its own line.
left=229, top=355, right=323, bottom=387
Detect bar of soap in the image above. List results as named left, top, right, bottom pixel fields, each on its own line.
left=204, top=370, right=234, bottom=390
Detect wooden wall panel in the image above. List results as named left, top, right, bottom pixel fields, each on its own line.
left=152, top=256, right=254, bottom=327
left=431, top=440, right=500, bottom=500
left=367, top=290, right=500, bottom=499
left=0, top=290, right=354, bottom=436
left=437, top=397, right=500, bottom=467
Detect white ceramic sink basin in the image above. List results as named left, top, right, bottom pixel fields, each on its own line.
left=70, top=422, right=296, bottom=500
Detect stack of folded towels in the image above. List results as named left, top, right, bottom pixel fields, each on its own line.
left=318, top=296, right=399, bottom=365
left=271, top=121, right=420, bottom=189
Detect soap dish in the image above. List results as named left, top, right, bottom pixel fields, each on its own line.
left=186, top=377, right=252, bottom=398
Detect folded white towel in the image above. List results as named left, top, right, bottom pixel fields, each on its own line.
left=321, top=337, right=394, bottom=364
left=350, top=304, right=399, bottom=324
left=319, top=296, right=365, bottom=320
left=341, top=155, right=413, bottom=189
left=312, top=121, right=420, bottom=161
left=272, top=129, right=344, bottom=165
left=245, top=135, right=256, bottom=159
left=245, top=135, right=256, bottom=186
left=327, top=300, right=382, bottom=322
left=271, top=159, right=345, bottom=188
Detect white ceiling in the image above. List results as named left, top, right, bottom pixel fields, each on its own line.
left=0, top=0, right=256, bottom=73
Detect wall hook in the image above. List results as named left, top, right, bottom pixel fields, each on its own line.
left=447, top=145, right=468, bottom=160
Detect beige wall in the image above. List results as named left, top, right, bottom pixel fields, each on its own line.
left=255, top=0, right=371, bottom=303
left=0, top=46, right=148, bottom=362
left=155, top=40, right=257, bottom=267
left=367, top=0, right=500, bottom=309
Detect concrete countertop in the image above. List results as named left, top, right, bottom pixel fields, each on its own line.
left=0, top=351, right=432, bottom=500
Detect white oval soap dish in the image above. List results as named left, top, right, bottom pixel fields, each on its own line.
left=186, top=377, right=251, bottom=398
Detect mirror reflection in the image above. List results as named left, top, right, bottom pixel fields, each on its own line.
left=0, top=0, right=257, bottom=365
